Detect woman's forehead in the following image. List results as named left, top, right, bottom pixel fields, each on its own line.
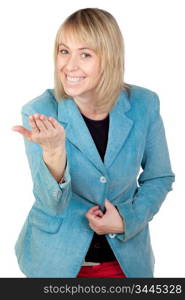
left=58, top=27, right=96, bottom=49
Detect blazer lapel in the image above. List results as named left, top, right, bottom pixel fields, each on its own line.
left=104, top=90, right=133, bottom=168
left=57, top=90, right=133, bottom=172
left=58, top=98, right=106, bottom=174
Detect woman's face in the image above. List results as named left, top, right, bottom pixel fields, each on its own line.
left=57, top=34, right=101, bottom=101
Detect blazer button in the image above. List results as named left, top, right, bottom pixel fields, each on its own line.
left=109, top=233, right=116, bottom=238
left=100, top=176, right=107, bottom=183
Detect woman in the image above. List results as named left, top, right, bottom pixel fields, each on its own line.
left=12, top=8, right=175, bottom=278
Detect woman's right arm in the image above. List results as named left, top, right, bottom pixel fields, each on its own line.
left=12, top=111, right=71, bottom=216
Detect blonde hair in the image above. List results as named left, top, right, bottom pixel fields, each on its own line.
left=53, top=8, right=129, bottom=113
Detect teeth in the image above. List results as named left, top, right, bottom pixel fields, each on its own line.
left=67, top=76, right=85, bottom=82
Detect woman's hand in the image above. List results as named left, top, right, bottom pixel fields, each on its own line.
left=86, top=199, right=125, bottom=235
left=12, top=114, right=67, bottom=182
left=12, top=114, right=66, bottom=152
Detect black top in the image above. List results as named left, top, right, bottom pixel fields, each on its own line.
left=81, top=113, right=116, bottom=262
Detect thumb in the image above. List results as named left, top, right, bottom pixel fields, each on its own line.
left=12, top=125, right=32, bottom=140
left=104, top=199, right=114, bottom=211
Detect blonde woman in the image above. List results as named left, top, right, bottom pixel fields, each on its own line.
left=13, top=8, right=175, bottom=278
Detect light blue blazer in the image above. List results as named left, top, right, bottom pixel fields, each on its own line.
left=15, top=85, right=175, bottom=277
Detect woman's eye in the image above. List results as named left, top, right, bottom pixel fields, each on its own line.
left=59, top=49, right=68, bottom=54
left=81, top=53, right=91, bottom=58
left=59, top=50, right=91, bottom=58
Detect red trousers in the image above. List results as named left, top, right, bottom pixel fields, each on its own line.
left=77, top=260, right=126, bottom=278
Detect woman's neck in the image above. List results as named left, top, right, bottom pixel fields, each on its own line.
left=73, top=96, right=108, bottom=120
left=81, top=111, right=108, bottom=121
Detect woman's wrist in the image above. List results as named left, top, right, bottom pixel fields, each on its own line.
left=42, top=147, right=67, bottom=183
left=42, top=144, right=66, bottom=157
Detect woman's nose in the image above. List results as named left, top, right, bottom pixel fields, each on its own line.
left=65, top=55, right=79, bottom=72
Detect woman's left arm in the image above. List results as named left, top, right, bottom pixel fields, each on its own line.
left=115, top=92, right=175, bottom=242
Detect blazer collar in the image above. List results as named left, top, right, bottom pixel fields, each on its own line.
left=57, top=90, right=133, bottom=173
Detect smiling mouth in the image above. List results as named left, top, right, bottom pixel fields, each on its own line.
left=65, top=74, right=86, bottom=83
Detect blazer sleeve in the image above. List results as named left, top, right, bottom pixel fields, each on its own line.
left=21, top=109, right=72, bottom=216
left=115, top=92, right=175, bottom=242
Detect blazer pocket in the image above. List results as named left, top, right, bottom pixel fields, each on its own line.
left=28, top=207, right=63, bottom=234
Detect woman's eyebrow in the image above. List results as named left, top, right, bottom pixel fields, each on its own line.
left=59, top=42, right=92, bottom=51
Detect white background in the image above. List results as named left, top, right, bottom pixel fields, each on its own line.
left=0, top=0, right=184, bottom=277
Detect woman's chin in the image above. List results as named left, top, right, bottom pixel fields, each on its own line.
left=63, top=87, right=84, bottom=98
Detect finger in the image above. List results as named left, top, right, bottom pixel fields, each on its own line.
left=104, top=199, right=114, bottom=211
left=33, top=114, right=47, bottom=132
left=48, top=117, right=61, bottom=129
left=87, top=206, right=100, bottom=214
left=92, top=209, right=104, bottom=218
left=86, top=206, right=100, bottom=218
left=86, top=213, right=102, bottom=223
left=91, top=206, right=105, bottom=217
left=12, top=126, right=32, bottom=140
left=88, top=221, right=98, bottom=229
left=88, top=222, right=104, bottom=235
left=39, top=115, right=55, bottom=130
left=29, top=115, right=40, bottom=132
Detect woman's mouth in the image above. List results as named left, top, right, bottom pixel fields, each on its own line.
left=66, top=75, right=86, bottom=83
